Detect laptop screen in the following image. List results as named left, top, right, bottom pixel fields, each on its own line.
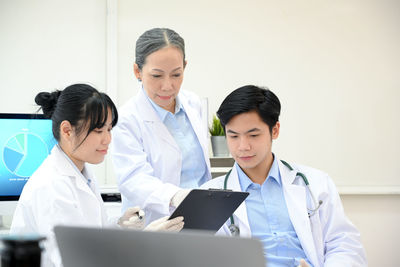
left=0, top=113, right=56, bottom=200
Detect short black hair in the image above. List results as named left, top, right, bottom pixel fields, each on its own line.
left=35, top=83, right=118, bottom=145
left=217, top=85, right=281, bottom=133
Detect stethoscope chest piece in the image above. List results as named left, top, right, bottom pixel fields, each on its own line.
left=229, top=224, right=240, bottom=236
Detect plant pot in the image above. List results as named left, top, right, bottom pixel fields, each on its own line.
left=211, top=136, right=229, bottom=157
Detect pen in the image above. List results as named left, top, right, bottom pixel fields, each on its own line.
left=135, top=210, right=144, bottom=220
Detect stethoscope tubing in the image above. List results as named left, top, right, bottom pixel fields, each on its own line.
left=224, top=160, right=323, bottom=236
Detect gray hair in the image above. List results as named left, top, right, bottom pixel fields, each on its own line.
left=135, top=28, right=186, bottom=70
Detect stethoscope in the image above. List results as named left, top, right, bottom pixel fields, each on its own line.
left=224, top=160, right=323, bottom=236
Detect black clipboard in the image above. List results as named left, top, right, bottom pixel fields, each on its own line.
left=169, top=189, right=249, bottom=232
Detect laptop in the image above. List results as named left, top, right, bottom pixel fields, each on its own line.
left=54, top=225, right=266, bottom=267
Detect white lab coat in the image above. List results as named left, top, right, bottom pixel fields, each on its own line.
left=112, top=89, right=211, bottom=223
left=201, top=158, right=367, bottom=267
left=10, top=145, right=110, bottom=267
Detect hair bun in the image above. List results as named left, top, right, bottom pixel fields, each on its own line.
left=35, top=90, right=61, bottom=118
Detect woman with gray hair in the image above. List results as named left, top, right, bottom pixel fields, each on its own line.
left=112, top=28, right=211, bottom=224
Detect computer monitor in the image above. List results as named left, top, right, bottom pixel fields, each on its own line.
left=0, top=113, right=56, bottom=226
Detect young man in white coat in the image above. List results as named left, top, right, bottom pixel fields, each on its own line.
left=202, top=85, right=367, bottom=267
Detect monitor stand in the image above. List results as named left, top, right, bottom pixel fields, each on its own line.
left=0, top=201, right=17, bottom=231
left=0, top=215, right=12, bottom=234
left=0, top=215, right=11, bottom=235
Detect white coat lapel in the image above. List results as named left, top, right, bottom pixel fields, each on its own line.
left=83, top=166, right=109, bottom=225
left=52, top=146, right=96, bottom=197
left=226, top=165, right=251, bottom=237
left=180, top=96, right=204, bottom=148
left=51, top=146, right=104, bottom=225
left=73, top=168, right=105, bottom=226
left=51, top=145, right=79, bottom=178
left=135, top=89, right=180, bottom=152
left=279, top=160, right=319, bottom=266
left=180, top=95, right=211, bottom=177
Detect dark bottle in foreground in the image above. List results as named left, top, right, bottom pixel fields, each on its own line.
left=1, top=236, right=45, bottom=267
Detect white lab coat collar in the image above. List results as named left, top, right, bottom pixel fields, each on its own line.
left=226, top=158, right=319, bottom=266
left=50, top=145, right=100, bottom=201
left=135, top=89, right=210, bottom=166
left=135, top=89, right=166, bottom=122
left=135, top=89, right=180, bottom=152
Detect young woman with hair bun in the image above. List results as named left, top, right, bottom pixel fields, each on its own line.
left=10, top=83, right=183, bottom=267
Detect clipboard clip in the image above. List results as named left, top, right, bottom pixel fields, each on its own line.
left=208, top=188, right=233, bottom=197
left=208, top=188, right=233, bottom=192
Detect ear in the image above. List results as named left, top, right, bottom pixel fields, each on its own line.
left=133, top=63, right=142, bottom=80
left=183, top=60, right=188, bottom=69
left=272, top=121, right=280, bottom=140
left=59, top=120, right=74, bottom=141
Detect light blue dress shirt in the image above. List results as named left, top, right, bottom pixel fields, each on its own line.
left=146, top=92, right=208, bottom=188
left=236, top=156, right=312, bottom=267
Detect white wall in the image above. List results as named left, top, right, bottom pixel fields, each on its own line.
left=342, top=194, right=400, bottom=267
left=2, top=0, right=399, bottom=189
left=0, top=0, right=107, bottom=111
left=117, top=0, right=400, bottom=190
left=1, top=0, right=400, bottom=265
left=0, top=0, right=109, bottom=181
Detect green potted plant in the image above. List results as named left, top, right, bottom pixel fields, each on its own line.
left=209, top=115, right=229, bottom=157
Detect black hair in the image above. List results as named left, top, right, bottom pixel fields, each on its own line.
left=217, top=85, right=281, bottom=133
left=135, top=28, right=185, bottom=70
left=35, top=83, right=118, bottom=145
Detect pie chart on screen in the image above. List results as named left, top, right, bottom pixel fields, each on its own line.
left=3, top=132, right=49, bottom=177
